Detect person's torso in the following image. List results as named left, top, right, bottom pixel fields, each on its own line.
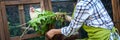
left=78, top=0, right=114, bottom=29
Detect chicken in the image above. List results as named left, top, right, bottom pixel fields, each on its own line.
left=29, top=7, right=41, bottom=20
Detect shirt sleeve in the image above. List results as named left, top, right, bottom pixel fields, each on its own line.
left=61, top=2, right=91, bottom=37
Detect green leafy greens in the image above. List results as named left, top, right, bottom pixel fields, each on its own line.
left=28, top=10, right=65, bottom=35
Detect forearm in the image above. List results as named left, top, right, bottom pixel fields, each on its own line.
left=61, top=23, right=82, bottom=37
left=53, top=29, right=61, bottom=35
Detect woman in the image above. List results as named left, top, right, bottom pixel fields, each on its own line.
left=47, top=0, right=120, bottom=40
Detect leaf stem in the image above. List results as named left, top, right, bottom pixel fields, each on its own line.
left=20, top=25, right=30, bottom=39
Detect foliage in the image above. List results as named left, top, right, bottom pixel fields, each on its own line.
left=28, top=10, right=65, bottom=35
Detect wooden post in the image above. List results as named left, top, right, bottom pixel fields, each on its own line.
left=0, top=2, right=10, bottom=40
left=112, top=0, right=120, bottom=33
left=18, top=4, right=26, bottom=27
left=41, top=0, right=52, bottom=11
left=41, top=0, right=45, bottom=11
left=47, top=0, right=52, bottom=11
left=0, top=2, right=6, bottom=40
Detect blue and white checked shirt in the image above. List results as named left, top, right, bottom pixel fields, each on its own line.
left=61, top=0, right=115, bottom=39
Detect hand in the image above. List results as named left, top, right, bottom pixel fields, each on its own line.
left=65, top=15, right=72, bottom=22
left=46, top=29, right=56, bottom=39
left=46, top=29, right=61, bottom=39
left=55, top=12, right=72, bottom=22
